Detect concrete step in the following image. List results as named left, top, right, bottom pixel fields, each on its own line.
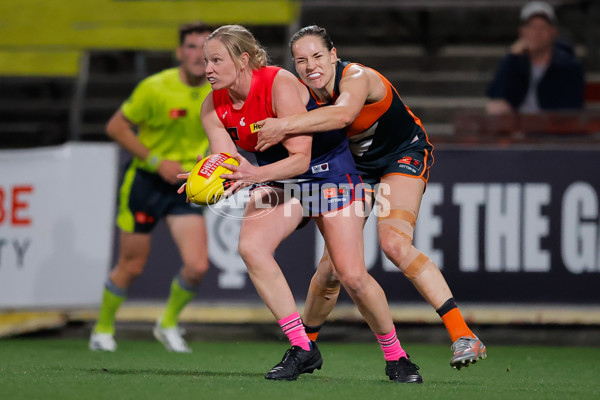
left=421, top=122, right=453, bottom=136
left=0, top=99, right=70, bottom=122
left=390, top=70, right=492, bottom=96
left=86, top=75, right=137, bottom=98
left=81, top=98, right=121, bottom=124
left=404, top=95, right=487, bottom=124
left=338, top=44, right=597, bottom=72
left=338, top=44, right=506, bottom=72
left=78, top=123, right=110, bottom=141
left=0, top=122, right=67, bottom=147
left=300, top=7, right=523, bottom=46
left=85, top=69, right=493, bottom=99
left=300, top=2, right=590, bottom=49
left=0, top=77, right=74, bottom=100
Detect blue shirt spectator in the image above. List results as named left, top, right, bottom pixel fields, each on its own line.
left=486, top=1, right=585, bottom=115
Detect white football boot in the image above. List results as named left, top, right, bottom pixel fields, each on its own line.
left=89, top=332, right=117, bottom=352
left=153, top=321, right=191, bottom=353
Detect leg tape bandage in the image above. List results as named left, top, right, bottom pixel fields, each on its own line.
left=378, top=209, right=417, bottom=227
left=403, top=252, right=431, bottom=279
left=378, top=208, right=432, bottom=279
left=378, top=209, right=417, bottom=242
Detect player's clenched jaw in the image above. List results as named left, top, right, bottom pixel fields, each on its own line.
left=203, top=39, right=240, bottom=91
left=177, top=32, right=210, bottom=86
left=292, top=35, right=337, bottom=94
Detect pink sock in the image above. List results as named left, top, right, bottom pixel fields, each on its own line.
left=278, top=312, right=311, bottom=351
left=375, top=327, right=407, bottom=361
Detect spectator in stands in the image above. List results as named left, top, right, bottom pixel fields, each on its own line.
left=486, top=1, right=585, bottom=115
left=89, top=22, right=214, bottom=353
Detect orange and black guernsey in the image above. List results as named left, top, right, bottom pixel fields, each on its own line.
left=308, top=60, right=434, bottom=183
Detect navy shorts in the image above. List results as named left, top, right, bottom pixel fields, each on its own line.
left=117, top=164, right=203, bottom=234
left=357, top=135, right=434, bottom=185
left=264, top=173, right=365, bottom=217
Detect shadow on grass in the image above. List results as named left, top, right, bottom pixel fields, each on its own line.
left=67, top=367, right=477, bottom=388
left=82, top=368, right=407, bottom=385
left=84, top=367, right=265, bottom=378
left=82, top=367, right=467, bottom=386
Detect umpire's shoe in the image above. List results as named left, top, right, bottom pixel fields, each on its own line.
left=385, top=356, right=423, bottom=383
left=265, top=342, right=323, bottom=381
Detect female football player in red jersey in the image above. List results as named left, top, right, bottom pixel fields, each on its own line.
left=253, top=25, right=486, bottom=370
left=185, top=24, right=422, bottom=383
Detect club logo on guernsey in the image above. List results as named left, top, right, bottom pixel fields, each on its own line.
left=311, top=163, right=329, bottom=174
left=169, top=109, right=187, bottom=119
left=227, top=127, right=239, bottom=141
left=198, top=153, right=231, bottom=179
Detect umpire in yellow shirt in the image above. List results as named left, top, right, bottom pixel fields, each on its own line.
left=90, top=22, right=213, bottom=353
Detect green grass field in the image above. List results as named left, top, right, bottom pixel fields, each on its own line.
left=2, top=337, right=599, bottom=400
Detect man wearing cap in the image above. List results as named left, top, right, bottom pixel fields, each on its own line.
left=486, top=1, right=585, bottom=115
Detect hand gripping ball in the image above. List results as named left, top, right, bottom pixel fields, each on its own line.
left=185, top=153, right=240, bottom=205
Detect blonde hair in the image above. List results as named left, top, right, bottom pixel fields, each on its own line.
left=207, top=25, right=269, bottom=71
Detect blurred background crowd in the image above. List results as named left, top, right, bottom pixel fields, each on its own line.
left=1, top=0, right=599, bottom=148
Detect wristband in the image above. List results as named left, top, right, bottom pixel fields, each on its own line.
left=144, top=151, right=163, bottom=172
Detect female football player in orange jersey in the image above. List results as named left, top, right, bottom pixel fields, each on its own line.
left=254, top=25, right=486, bottom=370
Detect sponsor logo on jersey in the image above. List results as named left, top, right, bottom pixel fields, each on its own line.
left=311, top=163, right=329, bottom=174
left=323, top=188, right=337, bottom=198
left=323, top=186, right=347, bottom=200
left=398, top=157, right=422, bottom=168
left=239, top=117, right=246, bottom=126
left=397, top=156, right=422, bottom=174
left=198, top=153, right=231, bottom=179
left=250, top=123, right=262, bottom=133
left=169, top=108, right=187, bottom=119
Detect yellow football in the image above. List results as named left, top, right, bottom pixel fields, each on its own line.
left=185, top=153, right=240, bottom=205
